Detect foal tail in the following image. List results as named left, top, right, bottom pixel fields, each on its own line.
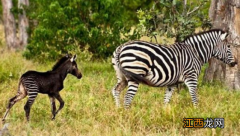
left=2, top=81, right=27, bottom=122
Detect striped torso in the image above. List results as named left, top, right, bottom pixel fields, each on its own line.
left=114, top=41, right=202, bottom=87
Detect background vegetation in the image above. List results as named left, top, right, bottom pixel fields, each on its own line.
left=20, top=0, right=210, bottom=61
left=24, top=0, right=148, bottom=61
left=1, top=0, right=240, bottom=136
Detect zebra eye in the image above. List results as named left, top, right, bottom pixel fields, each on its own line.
left=227, top=45, right=230, bottom=48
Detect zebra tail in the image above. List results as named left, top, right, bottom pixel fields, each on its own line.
left=119, top=67, right=154, bottom=86
left=114, top=46, right=153, bottom=86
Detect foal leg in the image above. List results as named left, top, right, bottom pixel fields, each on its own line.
left=124, top=80, right=139, bottom=109
left=2, top=83, right=27, bottom=121
left=164, top=86, right=176, bottom=105
left=48, top=95, right=56, bottom=120
left=54, top=93, right=65, bottom=118
left=24, top=92, right=38, bottom=121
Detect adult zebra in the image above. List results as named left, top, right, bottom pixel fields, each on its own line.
left=111, top=29, right=237, bottom=108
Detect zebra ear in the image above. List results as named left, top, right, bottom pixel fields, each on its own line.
left=220, top=32, right=228, bottom=40
left=70, top=55, right=77, bottom=62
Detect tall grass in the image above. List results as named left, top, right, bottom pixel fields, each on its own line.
left=0, top=48, right=240, bottom=136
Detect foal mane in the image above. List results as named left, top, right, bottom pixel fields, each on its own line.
left=52, top=55, right=71, bottom=71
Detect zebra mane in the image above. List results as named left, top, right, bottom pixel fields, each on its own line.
left=52, top=54, right=71, bottom=71
left=182, top=29, right=225, bottom=42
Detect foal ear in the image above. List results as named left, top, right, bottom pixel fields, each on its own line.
left=70, top=55, right=77, bottom=62
left=66, top=53, right=69, bottom=58
left=73, top=54, right=77, bottom=60
left=66, top=53, right=73, bottom=58
left=66, top=53, right=70, bottom=58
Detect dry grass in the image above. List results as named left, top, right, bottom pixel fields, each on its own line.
left=0, top=49, right=240, bottom=136
left=0, top=25, right=239, bottom=135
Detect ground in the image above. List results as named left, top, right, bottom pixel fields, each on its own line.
left=0, top=49, right=240, bottom=136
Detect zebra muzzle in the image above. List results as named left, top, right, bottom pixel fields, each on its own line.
left=77, top=72, right=82, bottom=79
left=229, top=56, right=238, bottom=67
left=230, top=62, right=237, bottom=67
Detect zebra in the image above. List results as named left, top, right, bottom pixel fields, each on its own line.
left=2, top=54, right=82, bottom=121
left=111, top=29, right=237, bottom=108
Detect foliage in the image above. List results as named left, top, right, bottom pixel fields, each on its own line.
left=24, top=0, right=144, bottom=61
left=22, top=0, right=211, bottom=61
left=0, top=0, right=211, bottom=61
left=136, top=0, right=212, bottom=43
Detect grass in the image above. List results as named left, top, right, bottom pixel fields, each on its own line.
left=0, top=49, right=240, bottom=136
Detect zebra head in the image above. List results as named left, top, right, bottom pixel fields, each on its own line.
left=213, top=42, right=237, bottom=67
left=68, top=54, right=82, bottom=79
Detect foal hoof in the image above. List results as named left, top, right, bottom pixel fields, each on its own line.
left=51, top=117, right=55, bottom=120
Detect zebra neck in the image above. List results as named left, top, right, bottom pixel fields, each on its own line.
left=184, top=39, right=213, bottom=64
left=182, top=29, right=225, bottom=64
left=191, top=44, right=208, bottom=64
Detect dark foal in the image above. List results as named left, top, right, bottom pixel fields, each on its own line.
left=2, top=54, right=82, bottom=121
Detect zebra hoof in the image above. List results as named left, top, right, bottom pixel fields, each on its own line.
left=124, top=105, right=131, bottom=110
left=193, top=104, right=198, bottom=108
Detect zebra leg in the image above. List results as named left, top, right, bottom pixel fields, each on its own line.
left=112, top=78, right=127, bottom=107
left=48, top=95, right=56, bottom=120
left=2, top=84, right=27, bottom=121
left=184, top=79, right=198, bottom=106
left=112, top=65, right=127, bottom=107
left=124, top=80, right=139, bottom=109
left=164, top=86, right=175, bottom=105
left=24, top=93, right=38, bottom=121
left=54, top=93, right=64, bottom=117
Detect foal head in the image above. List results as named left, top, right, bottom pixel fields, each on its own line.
left=68, top=55, right=82, bottom=79
left=52, top=54, right=82, bottom=79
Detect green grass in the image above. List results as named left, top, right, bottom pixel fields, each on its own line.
left=0, top=49, right=240, bottom=136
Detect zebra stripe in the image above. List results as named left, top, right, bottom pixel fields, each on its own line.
left=111, top=29, right=236, bottom=108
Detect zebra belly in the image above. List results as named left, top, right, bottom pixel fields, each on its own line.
left=143, top=61, right=179, bottom=87
left=145, top=70, right=180, bottom=87
left=120, top=59, right=180, bottom=87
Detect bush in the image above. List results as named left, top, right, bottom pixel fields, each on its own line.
left=24, top=0, right=141, bottom=61
left=136, top=0, right=211, bottom=43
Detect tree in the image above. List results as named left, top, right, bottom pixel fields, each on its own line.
left=136, top=0, right=211, bottom=43
left=1, top=0, right=29, bottom=49
left=203, top=0, right=240, bottom=89
left=1, top=0, right=18, bottom=49
left=18, top=0, right=29, bottom=47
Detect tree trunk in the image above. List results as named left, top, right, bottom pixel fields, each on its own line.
left=18, top=0, right=29, bottom=48
left=1, top=0, right=18, bottom=49
left=204, top=0, right=240, bottom=90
